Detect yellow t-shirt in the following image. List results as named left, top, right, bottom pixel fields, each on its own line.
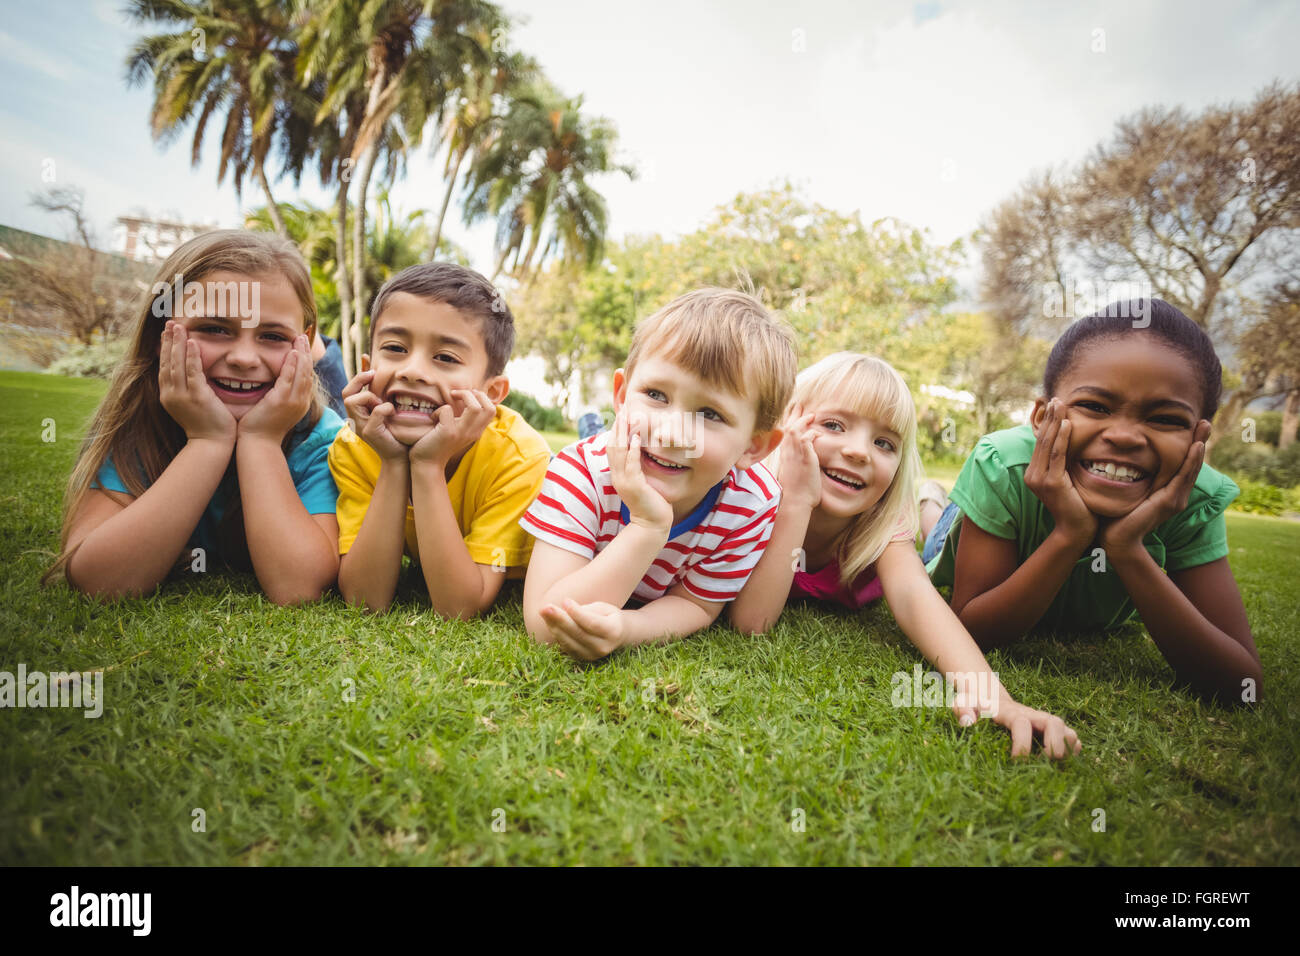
left=328, top=404, right=551, bottom=572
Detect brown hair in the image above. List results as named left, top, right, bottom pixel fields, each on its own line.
left=624, top=288, right=797, bottom=433
left=42, top=229, right=325, bottom=586
left=367, top=262, right=515, bottom=377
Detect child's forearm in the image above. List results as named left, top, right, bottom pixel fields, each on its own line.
left=540, top=522, right=670, bottom=610
left=236, top=436, right=339, bottom=605
left=883, top=551, right=1005, bottom=696
left=620, top=594, right=719, bottom=648
left=956, top=528, right=1088, bottom=647
left=728, top=502, right=811, bottom=634
left=67, top=438, right=234, bottom=598
left=339, top=457, right=409, bottom=612
left=1108, top=549, right=1262, bottom=699
left=410, top=462, right=492, bottom=619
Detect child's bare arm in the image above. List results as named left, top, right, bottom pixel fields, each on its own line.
left=729, top=409, right=819, bottom=635
left=952, top=402, right=1094, bottom=646
left=1097, top=420, right=1261, bottom=700
left=65, top=439, right=234, bottom=598
left=236, top=436, right=340, bottom=605
left=1113, top=555, right=1260, bottom=700
left=950, top=518, right=1087, bottom=648
left=537, top=587, right=722, bottom=661
left=878, top=541, right=1081, bottom=758
left=338, top=457, right=409, bottom=612
left=409, top=460, right=505, bottom=619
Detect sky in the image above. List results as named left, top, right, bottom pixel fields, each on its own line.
left=1, top=0, right=1297, bottom=283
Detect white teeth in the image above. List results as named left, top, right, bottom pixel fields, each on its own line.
left=1085, top=461, right=1143, bottom=483
left=216, top=378, right=263, bottom=391
left=393, top=396, right=436, bottom=412
left=824, top=469, right=864, bottom=488
left=645, top=451, right=684, bottom=469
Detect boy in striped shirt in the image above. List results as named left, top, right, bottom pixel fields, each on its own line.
left=521, top=289, right=798, bottom=660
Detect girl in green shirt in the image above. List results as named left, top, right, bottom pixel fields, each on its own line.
left=924, top=300, right=1261, bottom=701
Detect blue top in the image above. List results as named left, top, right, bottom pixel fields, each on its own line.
left=91, top=407, right=344, bottom=562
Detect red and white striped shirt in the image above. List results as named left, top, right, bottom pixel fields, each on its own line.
left=519, top=432, right=781, bottom=603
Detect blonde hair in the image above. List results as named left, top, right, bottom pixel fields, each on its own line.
left=42, top=229, right=326, bottom=586
left=624, top=288, right=797, bottom=433
left=769, top=352, right=922, bottom=588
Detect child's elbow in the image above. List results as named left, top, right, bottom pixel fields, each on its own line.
left=729, top=610, right=772, bottom=637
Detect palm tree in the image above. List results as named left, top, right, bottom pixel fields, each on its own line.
left=299, top=0, right=501, bottom=373
left=428, top=49, right=537, bottom=258
left=463, top=82, right=634, bottom=282
left=296, top=0, right=369, bottom=374
left=124, top=0, right=300, bottom=237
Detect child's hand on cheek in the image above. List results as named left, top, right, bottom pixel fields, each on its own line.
left=341, top=370, right=408, bottom=462
left=608, top=406, right=674, bottom=533
left=238, top=334, right=313, bottom=441
left=1099, top=419, right=1211, bottom=556
left=778, top=405, right=822, bottom=512
left=409, top=388, right=495, bottom=468
left=158, top=321, right=236, bottom=443
left=1025, top=398, right=1096, bottom=547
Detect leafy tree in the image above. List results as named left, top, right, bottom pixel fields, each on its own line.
left=463, top=81, right=634, bottom=281
left=124, top=0, right=302, bottom=237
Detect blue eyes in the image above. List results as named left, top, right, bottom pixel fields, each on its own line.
left=820, top=419, right=896, bottom=452
left=642, top=390, right=726, bottom=423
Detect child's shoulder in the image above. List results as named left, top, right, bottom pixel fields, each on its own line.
left=726, top=460, right=780, bottom=505
left=1181, top=460, right=1239, bottom=523
left=484, top=404, right=552, bottom=463
left=972, top=424, right=1036, bottom=469
left=290, top=407, right=346, bottom=463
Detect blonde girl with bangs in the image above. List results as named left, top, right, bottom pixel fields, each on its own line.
left=729, top=353, right=1082, bottom=759
left=42, top=230, right=345, bottom=605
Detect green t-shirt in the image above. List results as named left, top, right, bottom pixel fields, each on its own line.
left=926, top=425, right=1239, bottom=631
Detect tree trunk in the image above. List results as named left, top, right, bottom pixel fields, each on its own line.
left=256, top=163, right=290, bottom=239
left=1280, top=387, right=1300, bottom=450
left=335, top=175, right=355, bottom=379
left=431, top=149, right=466, bottom=259
left=490, top=246, right=510, bottom=283
left=351, top=140, right=379, bottom=367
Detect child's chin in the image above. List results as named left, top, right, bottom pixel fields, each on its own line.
left=1079, top=490, right=1138, bottom=520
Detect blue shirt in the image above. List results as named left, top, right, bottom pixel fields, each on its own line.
left=91, top=407, right=344, bottom=563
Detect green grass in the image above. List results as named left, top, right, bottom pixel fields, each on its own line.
left=1, top=370, right=1297, bottom=865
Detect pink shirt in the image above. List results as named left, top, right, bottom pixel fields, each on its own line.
left=788, top=519, right=916, bottom=610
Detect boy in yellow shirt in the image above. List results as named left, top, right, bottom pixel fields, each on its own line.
left=329, top=263, right=550, bottom=617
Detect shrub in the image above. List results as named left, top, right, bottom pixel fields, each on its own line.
left=45, top=336, right=128, bottom=379
left=502, top=390, right=566, bottom=432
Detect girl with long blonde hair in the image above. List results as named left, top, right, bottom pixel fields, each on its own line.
left=730, top=352, right=1082, bottom=758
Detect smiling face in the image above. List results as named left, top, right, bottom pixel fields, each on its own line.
left=362, top=293, right=507, bottom=446
left=176, top=269, right=307, bottom=421
left=806, top=405, right=902, bottom=520
left=1033, top=334, right=1205, bottom=519
left=613, top=356, right=775, bottom=523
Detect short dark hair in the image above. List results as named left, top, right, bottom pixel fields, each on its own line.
left=367, top=263, right=515, bottom=377
left=1043, top=299, right=1223, bottom=420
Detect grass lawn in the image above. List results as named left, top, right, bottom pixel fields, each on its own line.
left=1, top=370, right=1297, bottom=865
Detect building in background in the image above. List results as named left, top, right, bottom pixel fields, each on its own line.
left=114, top=215, right=216, bottom=263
